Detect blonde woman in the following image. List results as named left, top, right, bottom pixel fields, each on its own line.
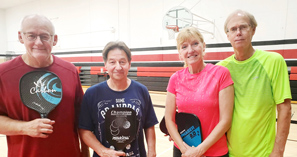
left=165, top=27, right=234, bottom=157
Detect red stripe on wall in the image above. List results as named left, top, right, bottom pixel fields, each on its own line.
left=290, top=74, right=297, bottom=80
left=204, top=51, right=234, bottom=60
left=131, top=54, right=180, bottom=61
left=272, top=49, right=297, bottom=59
left=137, top=67, right=183, bottom=72
left=60, top=49, right=297, bottom=62
left=90, top=67, right=106, bottom=71
left=291, top=67, right=297, bottom=74
left=137, top=72, right=174, bottom=77
left=61, top=57, right=104, bottom=62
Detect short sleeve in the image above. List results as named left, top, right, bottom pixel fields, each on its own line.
left=218, top=66, right=234, bottom=91
left=167, top=72, right=178, bottom=94
left=143, top=88, right=159, bottom=129
left=78, top=90, right=95, bottom=131
left=268, top=54, right=292, bottom=104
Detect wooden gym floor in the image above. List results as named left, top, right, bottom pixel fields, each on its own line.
left=0, top=90, right=296, bottom=156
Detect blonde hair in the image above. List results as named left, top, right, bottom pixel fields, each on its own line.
left=176, top=27, right=205, bottom=67
left=224, top=9, right=257, bottom=34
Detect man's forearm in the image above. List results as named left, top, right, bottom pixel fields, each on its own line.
left=272, top=99, right=291, bottom=155
left=145, top=126, right=156, bottom=157
left=0, top=115, right=24, bottom=135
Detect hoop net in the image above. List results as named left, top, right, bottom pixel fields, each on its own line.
left=166, top=25, right=179, bottom=40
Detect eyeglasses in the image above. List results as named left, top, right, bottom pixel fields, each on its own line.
left=22, top=32, right=53, bottom=42
left=227, top=24, right=250, bottom=34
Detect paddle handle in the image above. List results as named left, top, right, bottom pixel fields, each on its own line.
left=40, top=113, right=48, bottom=118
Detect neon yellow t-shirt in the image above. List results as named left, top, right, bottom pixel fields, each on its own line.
left=217, top=49, right=291, bottom=157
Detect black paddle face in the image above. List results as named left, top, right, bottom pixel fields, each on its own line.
left=105, top=108, right=137, bottom=151
left=159, top=112, right=202, bottom=147
left=159, top=116, right=169, bottom=135
left=176, top=112, right=202, bottom=147
left=159, top=111, right=178, bottom=135
left=19, top=71, right=62, bottom=118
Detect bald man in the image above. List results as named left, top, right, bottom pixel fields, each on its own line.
left=0, top=14, right=89, bottom=157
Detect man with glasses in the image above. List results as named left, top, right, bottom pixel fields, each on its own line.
left=217, top=10, right=292, bottom=157
left=0, top=14, right=89, bottom=157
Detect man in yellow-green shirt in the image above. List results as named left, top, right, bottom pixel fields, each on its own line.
left=217, top=10, right=292, bottom=157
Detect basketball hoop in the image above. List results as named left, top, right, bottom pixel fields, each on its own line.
left=166, top=25, right=179, bottom=40
left=162, top=6, right=215, bottom=39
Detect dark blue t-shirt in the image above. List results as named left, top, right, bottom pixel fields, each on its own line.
left=79, top=80, right=158, bottom=157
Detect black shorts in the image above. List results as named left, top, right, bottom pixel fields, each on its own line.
left=173, top=145, right=229, bottom=157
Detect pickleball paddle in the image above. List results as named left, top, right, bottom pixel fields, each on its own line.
left=19, top=71, right=62, bottom=118
left=105, top=108, right=137, bottom=152
left=159, top=112, right=203, bottom=147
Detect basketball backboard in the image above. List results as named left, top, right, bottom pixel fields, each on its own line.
left=162, top=6, right=193, bottom=30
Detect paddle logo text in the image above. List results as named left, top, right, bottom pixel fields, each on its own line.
left=112, top=136, right=130, bottom=141
left=30, top=79, right=57, bottom=94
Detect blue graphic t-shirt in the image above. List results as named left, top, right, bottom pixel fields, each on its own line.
left=79, top=80, right=158, bottom=157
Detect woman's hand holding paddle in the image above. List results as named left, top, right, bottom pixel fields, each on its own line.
left=181, top=142, right=206, bottom=157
